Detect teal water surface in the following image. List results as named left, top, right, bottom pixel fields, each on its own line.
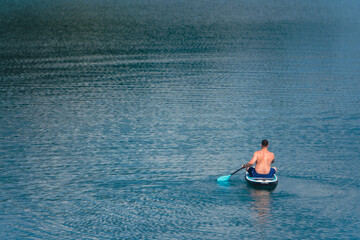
left=1, top=0, right=360, bottom=239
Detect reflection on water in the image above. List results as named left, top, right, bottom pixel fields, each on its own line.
left=249, top=188, right=273, bottom=224
left=216, top=181, right=232, bottom=189
left=248, top=187, right=275, bottom=239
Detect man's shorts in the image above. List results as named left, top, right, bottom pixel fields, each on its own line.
left=248, top=167, right=276, bottom=178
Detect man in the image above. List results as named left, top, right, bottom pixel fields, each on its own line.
left=242, top=140, right=277, bottom=177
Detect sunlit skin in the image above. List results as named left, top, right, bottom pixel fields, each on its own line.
left=242, top=142, right=276, bottom=174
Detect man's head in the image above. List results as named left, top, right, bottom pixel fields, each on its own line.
left=261, top=139, right=269, bottom=147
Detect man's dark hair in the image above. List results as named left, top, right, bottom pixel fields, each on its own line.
left=261, top=139, right=269, bottom=147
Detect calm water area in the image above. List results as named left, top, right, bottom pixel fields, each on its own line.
left=1, top=0, right=360, bottom=239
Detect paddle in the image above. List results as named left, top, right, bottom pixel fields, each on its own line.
left=217, top=166, right=245, bottom=182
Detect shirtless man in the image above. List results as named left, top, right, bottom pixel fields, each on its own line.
left=242, top=140, right=277, bottom=177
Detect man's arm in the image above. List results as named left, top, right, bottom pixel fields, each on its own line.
left=242, top=152, right=257, bottom=168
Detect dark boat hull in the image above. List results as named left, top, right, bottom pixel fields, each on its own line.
left=245, top=171, right=278, bottom=190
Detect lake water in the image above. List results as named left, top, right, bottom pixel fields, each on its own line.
left=1, top=0, right=360, bottom=239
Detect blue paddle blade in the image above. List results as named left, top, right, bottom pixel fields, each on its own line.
left=217, top=175, right=231, bottom=182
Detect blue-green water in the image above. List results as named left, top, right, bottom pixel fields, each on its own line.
left=1, top=0, right=360, bottom=239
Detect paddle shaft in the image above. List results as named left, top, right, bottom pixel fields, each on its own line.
left=231, top=166, right=245, bottom=176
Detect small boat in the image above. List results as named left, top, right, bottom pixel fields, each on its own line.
left=245, top=170, right=278, bottom=190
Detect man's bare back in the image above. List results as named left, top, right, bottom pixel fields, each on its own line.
left=242, top=140, right=276, bottom=174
